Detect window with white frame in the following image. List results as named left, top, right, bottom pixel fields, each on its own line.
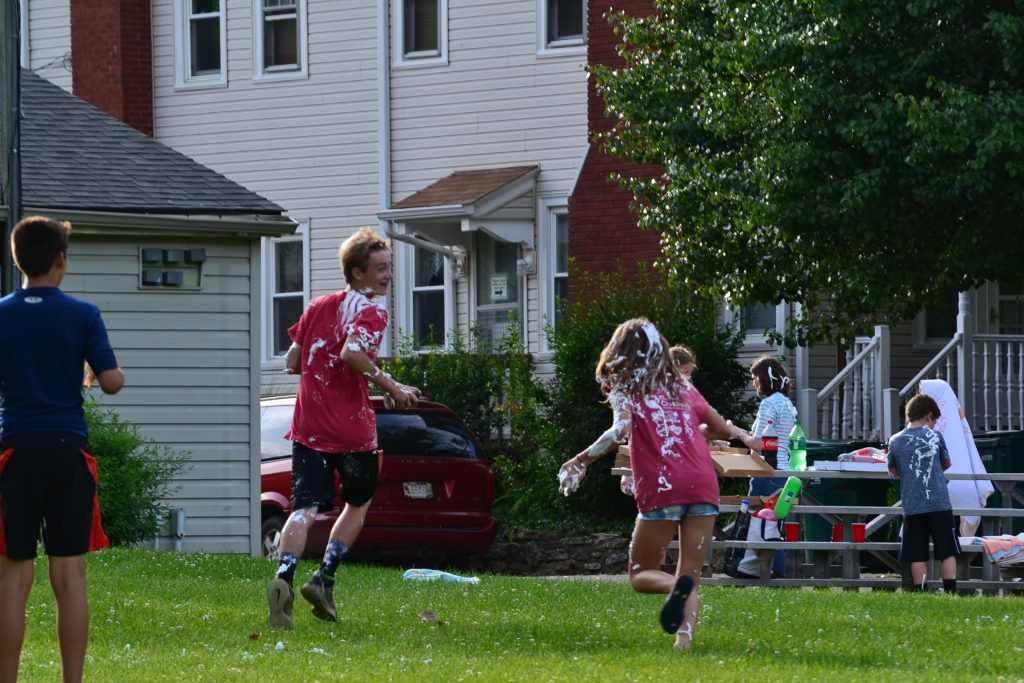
left=394, top=0, right=447, bottom=66
left=174, top=0, right=227, bottom=88
left=19, top=0, right=28, bottom=67
left=553, top=211, right=569, bottom=327
left=912, top=289, right=958, bottom=349
left=253, top=0, right=307, bottom=81
left=742, top=303, right=777, bottom=334
left=413, top=247, right=446, bottom=347
left=264, top=227, right=307, bottom=359
left=539, top=0, right=586, bottom=52
left=998, top=284, right=1024, bottom=335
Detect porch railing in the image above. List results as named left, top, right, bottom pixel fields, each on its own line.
left=798, top=325, right=890, bottom=441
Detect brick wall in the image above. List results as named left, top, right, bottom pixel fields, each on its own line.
left=70, top=0, right=153, bottom=136
left=569, top=1, right=661, bottom=286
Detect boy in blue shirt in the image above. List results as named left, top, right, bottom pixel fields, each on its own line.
left=0, top=216, right=124, bottom=682
left=887, top=394, right=959, bottom=593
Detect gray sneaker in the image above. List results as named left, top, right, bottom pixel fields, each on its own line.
left=300, top=571, right=337, bottom=622
left=267, top=577, right=294, bottom=629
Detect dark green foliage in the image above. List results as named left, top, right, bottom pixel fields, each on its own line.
left=385, top=265, right=753, bottom=534
left=381, top=321, right=544, bottom=462
left=595, top=0, right=1024, bottom=347
left=536, top=264, right=756, bottom=529
left=84, top=398, right=189, bottom=546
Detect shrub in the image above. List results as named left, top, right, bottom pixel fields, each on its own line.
left=84, top=398, right=190, bottom=546
left=525, top=263, right=757, bottom=531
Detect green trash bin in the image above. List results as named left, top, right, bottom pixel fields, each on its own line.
left=803, top=439, right=893, bottom=543
left=973, top=430, right=1024, bottom=474
left=973, top=430, right=1024, bottom=533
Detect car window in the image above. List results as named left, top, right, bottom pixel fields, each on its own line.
left=261, top=405, right=294, bottom=459
left=376, top=412, right=479, bottom=458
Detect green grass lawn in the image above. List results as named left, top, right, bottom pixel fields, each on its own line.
left=14, top=548, right=1024, bottom=682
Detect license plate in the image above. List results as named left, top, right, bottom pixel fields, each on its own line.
left=403, top=481, right=434, bottom=499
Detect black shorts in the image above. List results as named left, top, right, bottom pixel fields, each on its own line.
left=902, top=509, right=961, bottom=563
left=0, top=432, right=109, bottom=560
left=291, top=443, right=381, bottom=509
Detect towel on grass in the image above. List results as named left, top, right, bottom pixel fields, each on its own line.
left=920, top=379, right=994, bottom=536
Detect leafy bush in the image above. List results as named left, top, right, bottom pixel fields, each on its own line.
left=383, top=264, right=755, bottom=536
left=84, top=398, right=189, bottom=546
left=516, top=264, right=757, bottom=532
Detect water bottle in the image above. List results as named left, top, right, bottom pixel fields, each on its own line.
left=771, top=476, right=802, bottom=520
left=788, top=419, right=807, bottom=471
left=761, top=419, right=778, bottom=469
left=739, top=498, right=750, bottom=514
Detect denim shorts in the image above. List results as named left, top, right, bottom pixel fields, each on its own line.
left=638, top=502, right=719, bottom=521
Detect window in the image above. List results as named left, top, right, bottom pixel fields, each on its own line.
left=998, top=284, right=1024, bottom=335
left=538, top=0, right=586, bottom=54
left=262, top=225, right=308, bottom=361
left=19, top=0, right=28, bottom=68
left=394, top=0, right=447, bottom=67
left=253, top=0, right=307, bottom=81
left=539, top=198, right=569, bottom=352
left=913, top=289, right=959, bottom=349
left=742, top=303, right=777, bottom=333
left=412, top=247, right=446, bottom=347
left=174, top=0, right=227, bottom=88
left=553, top=212, right=569, bottom=327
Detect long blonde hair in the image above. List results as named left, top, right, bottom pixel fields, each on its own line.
left=596, top=318, right=676, bottom=395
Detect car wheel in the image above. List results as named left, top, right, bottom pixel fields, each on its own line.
left=261, top=515, right=285, bottom=560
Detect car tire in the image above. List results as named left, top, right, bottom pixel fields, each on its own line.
left=261, top=515, right=285, bottom=560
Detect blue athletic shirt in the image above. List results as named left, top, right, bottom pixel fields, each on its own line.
left=0, top=287, right=118, bottom=438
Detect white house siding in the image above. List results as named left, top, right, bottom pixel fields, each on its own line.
left=63, top=235, right=259, bottom=554
left=389, top=0, right=588, bottom=355
left=148, top=1, right=381, bottom=388
left=25, top=0, right=72, bottom=91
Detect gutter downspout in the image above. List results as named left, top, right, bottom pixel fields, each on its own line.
left=376, top=0, right=390, bottom=222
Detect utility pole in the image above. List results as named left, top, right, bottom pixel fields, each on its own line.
left=0, top=0, right=21, bottom=295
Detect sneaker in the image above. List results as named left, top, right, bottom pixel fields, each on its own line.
left=659, top=575, right=694, bottom=634
left=267, top=577, right=294, bottom=630
left=300, top=571, right=337, bottom=622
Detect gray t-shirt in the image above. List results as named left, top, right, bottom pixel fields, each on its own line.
left=887, top=426, right=952, bottom=515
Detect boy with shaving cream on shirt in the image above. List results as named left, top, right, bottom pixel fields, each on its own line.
left=266, top=228, right=420, bottom=629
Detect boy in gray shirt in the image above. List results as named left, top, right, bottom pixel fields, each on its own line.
left=887, top=394, right=959, bottom=592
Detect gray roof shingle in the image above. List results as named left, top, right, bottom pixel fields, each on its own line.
left=20, top=70, right=285, bottom=216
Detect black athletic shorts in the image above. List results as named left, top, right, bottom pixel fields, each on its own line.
left=0, top=432, right=109, bottom=560
left=902, top=509, right=961, bottom=563
left=290, top=443, right=381, bottom=509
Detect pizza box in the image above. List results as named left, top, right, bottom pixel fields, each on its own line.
left=711, top=450, right=774, bottom=477
left=617, top=445, right=770, bottom=476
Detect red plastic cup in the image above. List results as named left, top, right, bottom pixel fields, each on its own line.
left=785, top=522, right=799, bottom=542
left=831, top=522, right=843, bottom=542
left=852, top=523, right=866, bottom=543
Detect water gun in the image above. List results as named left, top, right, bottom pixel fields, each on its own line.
left=771, top=476, right=802, bottom=520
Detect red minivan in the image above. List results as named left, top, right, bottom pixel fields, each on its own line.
left=260, top=395, right=499, bottom=559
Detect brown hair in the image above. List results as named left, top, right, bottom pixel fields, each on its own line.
left=750, top=355, right=791, bottom=397
left=596, top=317, right=675, bottom=395
left=906, top=394, right=941, bottom=422
left=339, top=227, right=389, bottom=282
left=669, top=345, right=696, bottom=372
left=12, top=215, right=70, bottom=278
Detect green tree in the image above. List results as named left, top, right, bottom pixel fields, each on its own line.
left=595, top=0, right=1024, bottom=347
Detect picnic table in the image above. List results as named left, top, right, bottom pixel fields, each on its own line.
left=613, top=445, right=1024, bottom=592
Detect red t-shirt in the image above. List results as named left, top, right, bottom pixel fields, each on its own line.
left=285, top=290, right=388, bottom=453
left=628, top=383, right=720, bottom=513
